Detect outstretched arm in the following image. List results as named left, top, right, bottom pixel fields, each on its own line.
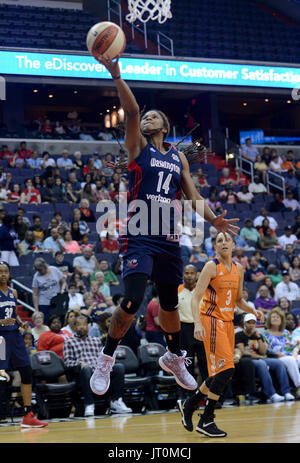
left=179, top=152, right=240, bottom=236
left=96, top=56, right=147, bottom=162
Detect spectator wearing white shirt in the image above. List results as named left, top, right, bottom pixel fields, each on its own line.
left=269, top=154, right=283, bottom=173
left=275, top=270, right=300, bottom=302
left=68, top=284, right=84, bottom=310
left=283, top=190, right=300, bottom=212
left=237, top=185, right=254, bottom=204
left=241, top=138, right=259, bottom=162
left=41, top=151, right=56, bottom=168
left=278, top=226, right=297, bottom=250
left=248, top=176, right=267, bottom=194
left=253, top=208, right=278, bottom=231
left=57, top=150, right=74, bottom=169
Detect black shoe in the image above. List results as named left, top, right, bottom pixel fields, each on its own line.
left=245, top=394, right=260, bottom=404
left=196, top=414, right=227, bottom=438
left=177, top=399, right=194, bottom=432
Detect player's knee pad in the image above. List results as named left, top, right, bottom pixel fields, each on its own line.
left=209, top=368, right=235, bottom=396
left=155, top=283, right=178, bottom=312
left=121, top=273, right=148, bottom=314
left=120, top=297, right=141, bottom=314
left=19, top=365, right=32, bottom=385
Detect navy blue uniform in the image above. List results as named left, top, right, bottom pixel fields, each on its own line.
left=119, top=142, right=183, bottom=285
left=0, top=287, right=30, bottom=370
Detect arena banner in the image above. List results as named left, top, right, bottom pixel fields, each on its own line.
left=0, top=50, right=300, bottom=88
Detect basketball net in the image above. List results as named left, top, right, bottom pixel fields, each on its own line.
left=126, top=0, right=172, bottom=24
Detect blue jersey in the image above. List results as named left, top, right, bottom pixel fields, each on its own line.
left=0, top=287, right=18, bottom=331
left=122, top=142, right=183, bottom=243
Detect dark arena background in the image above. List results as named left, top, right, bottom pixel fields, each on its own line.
left=0, top=0, right=300, bottom=449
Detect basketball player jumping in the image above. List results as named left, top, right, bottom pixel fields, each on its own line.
left=90, top=56, right=240, bottom=396
left=178, top=233, right=264, bottom=437
left=0, top=261, right=48, bottom=427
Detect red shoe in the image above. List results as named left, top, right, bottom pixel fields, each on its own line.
left=21, top=411, right=48, bottom=428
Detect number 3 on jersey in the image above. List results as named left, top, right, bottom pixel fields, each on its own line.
left=156, top=171, right=172, bottom=195
left=225, top=290, right=232, bottom=306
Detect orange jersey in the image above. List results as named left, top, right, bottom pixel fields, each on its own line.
left=200, top=258, right=240, bottom=322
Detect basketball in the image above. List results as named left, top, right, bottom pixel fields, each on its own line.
left=86, top=21, right=126, bottom=61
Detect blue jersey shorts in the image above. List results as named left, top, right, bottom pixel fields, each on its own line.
left=120, top=237, right=183, bottom=285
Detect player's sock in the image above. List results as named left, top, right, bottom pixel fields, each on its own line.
left=185, top=389, right=205, bottom=409
left=164, top=331, right=181, bottom=356
left=103, top=335, right=121, bottom=357
left=23, top=405, right=32, bottom=415
left=202, top=398, right=217, bottom=422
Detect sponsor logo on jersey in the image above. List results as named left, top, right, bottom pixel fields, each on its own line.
left=219, top=271, right=224, bottom=276
left=9, top=293, right=14, bottom=299
left=129, top=259, right=138, bottom=268
left=171, top=153, right=180, bottom=162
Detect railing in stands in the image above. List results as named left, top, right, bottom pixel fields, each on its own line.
left=238, top=151, right=254, bottom=183
left=107, top=0, right=122, bottom=25
left=237, top=151, right=287, bottom=199
left=11, top=279, right=35, bottom=313
left=157, top=32, right=174, bottom=56
left=267, top=170, right=286, bottom=199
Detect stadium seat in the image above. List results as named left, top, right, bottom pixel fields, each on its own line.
left=115, top=345, right=152, bottom=411
left=138, top=343, right=178, bottom=410
left=30, top=351, right=77, bottom=419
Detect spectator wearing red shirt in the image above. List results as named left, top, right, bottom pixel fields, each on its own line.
left=8, top=150, right=25, bottom=168
left=83, top=159, right=99, bottom=176
left=145, top=287, right=166, bottom=346
left=219, top=167, right=236, bottom=186
left=8, top=184, right=21, bottom=203
left=37, top=315, right=72, bottom=359
left=42, top=119, right=52, bottom=135
left=19, top=141, right=32, bottom=160
left=0, top=144, right=12, bottom=160
left=101, top=233, right=119, bottom=253
left=234, top=167, right=249, bottom=186
left=20, top=178, right=41, bottom=204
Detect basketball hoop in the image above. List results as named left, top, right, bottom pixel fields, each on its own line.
left=126, top=0, right=172, bottom=24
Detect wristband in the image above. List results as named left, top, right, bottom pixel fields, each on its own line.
left=112, top=75, right=121, bottom=80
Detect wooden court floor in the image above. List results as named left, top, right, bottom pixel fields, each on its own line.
left=1, top=401, right=300, bottom=443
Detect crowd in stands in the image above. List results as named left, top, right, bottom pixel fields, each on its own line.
left=5, top=112, right=124, bottom=141
left=1, top=138, right=300, bottom=417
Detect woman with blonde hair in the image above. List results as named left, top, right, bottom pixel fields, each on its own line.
left=263, top=307, right=300, bottom=398
left=31, top=311, right=50, bottom=342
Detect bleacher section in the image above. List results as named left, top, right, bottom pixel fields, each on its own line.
left=0, top=1, right=299, bottom=62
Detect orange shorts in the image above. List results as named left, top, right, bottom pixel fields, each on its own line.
left=200, top=315, right=235, bottom=377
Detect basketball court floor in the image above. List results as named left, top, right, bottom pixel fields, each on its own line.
left=0, top=401, right=300, bottom=443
